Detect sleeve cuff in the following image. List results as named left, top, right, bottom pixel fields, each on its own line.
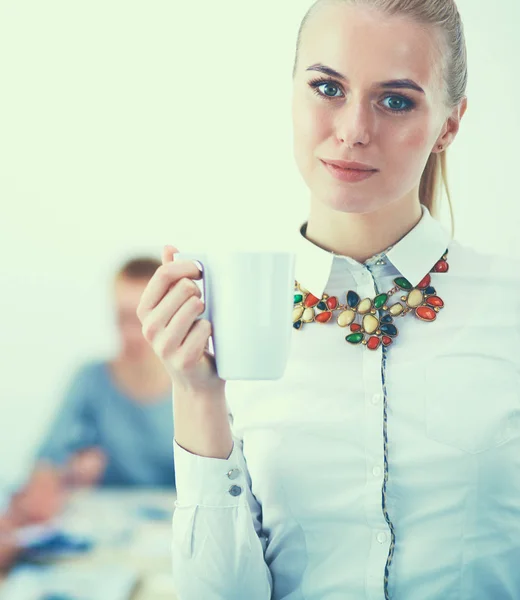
left=173, top=439, right=248, bottom=508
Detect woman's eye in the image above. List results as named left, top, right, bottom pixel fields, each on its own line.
left=381, top=95, right=414, bottom=112
left=317, top=82, right=343, bottom=98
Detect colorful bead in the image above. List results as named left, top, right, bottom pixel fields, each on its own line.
left=416, top=306, right=436, bottom=321
left=304, top=293, right=320, bottom=308
left=346, top=333, right=365, bottom=345
left=294, top=294, right=303, bottom=304
left=382, top=336, right=393, bottom=346
left=357, top=298, right=373, bottom=314
left=425, top=286, right=436, bottom=295
left=425, top=296, right=444, bottom=308
left=293, top=306, right=304, bottom=322
left=347, top=291, right=360, bottom=308
left=293, top=321, right=303, bottom=330
left=302, top=308, right=315, bottom=323
left=367, top=336, right=381, bottom=350
left=338, top=310, right=356, bottom=327
left=394, top=277, right=412, bottom=290
left=363, top=314, right=380, bottom=334
left=417, top=274, right=431, bottom=290
left=406, top=289, right=424, bottom=308
left=388, top=303, right=405, bottom=316
left=317, top=301, right=327, bottom=310
left=374, top=293, right=388, bottom=309
left=315, top=311, right=333, bottom=323
left=350, top=323, right=362, bottom=332
left=433, top=260, right=449, bottom=273
left=381, top=315, right=394, bottom=324
left=327, top=296, right=339, bottom=310
left=380, top=324, right=398, bottom=337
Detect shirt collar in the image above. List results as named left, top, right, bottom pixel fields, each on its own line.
left=294, top=205, right=451, bottom=298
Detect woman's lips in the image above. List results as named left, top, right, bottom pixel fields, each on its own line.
left=320, top=160, right=378, bottom=183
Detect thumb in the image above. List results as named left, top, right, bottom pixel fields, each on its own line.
left=162, top=245, right=179, bottom=266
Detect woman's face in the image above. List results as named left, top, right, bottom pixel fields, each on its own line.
left=292, top=2, right=461, bottom=215
left=114, top=276, right=151, bottom=359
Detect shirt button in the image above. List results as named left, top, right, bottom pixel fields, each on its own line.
left=227, top=468, right=240, bottom=480
left=377, top=532, right=387, bottom=544
left=228, top=485, right=242, bottom=497
left=371, top=393, right=381, bottom=405
left=372, top=466, right=382, bottom=477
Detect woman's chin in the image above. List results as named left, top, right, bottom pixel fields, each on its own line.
left=313, top=191, right=381, bottom=215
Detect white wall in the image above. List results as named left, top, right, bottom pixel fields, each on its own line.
left=1, top=0, right=519, bottom=486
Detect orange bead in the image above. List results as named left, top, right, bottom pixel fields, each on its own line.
left=367, top=336, right=381, bottom=350
left=315, top=311, right=332, bottom=323
left=416, top=306, right=436, bottom=321
left=304, top=293, right=321, bottom=308
left=426, top=296, right=444, bottom=308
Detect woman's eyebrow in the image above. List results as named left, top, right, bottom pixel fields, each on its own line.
left=306, top=63, right=425, bottom=94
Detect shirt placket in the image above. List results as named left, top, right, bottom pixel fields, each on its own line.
left=351, top=263, right=394, bottom=600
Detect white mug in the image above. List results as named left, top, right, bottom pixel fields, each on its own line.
left=176, top=251, right=296, bottom=380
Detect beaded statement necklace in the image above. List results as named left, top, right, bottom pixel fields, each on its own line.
left=293, top=249, right=449, bottom=350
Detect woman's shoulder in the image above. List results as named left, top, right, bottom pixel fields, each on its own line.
left=447, top=239, right=520, bottom=286
left=68, top=359, right=110, bottom=389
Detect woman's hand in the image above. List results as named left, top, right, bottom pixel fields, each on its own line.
left=0, top=515, right=20, bottom=572
left=137, top=245, right=225, bottom=396
left=64, top=447, right=107, bottom=487
left=9, top=466, right=67, bottom=525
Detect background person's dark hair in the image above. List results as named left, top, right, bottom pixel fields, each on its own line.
left=116, top=257, right=161, bottom=281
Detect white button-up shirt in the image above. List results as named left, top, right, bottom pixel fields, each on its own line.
left=171, top=206, right=520, bottom=600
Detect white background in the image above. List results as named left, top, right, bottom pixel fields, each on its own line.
left=1, top=0, right=519, bottom=485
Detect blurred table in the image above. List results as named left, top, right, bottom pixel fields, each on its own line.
left=0, top=488, right=179, bottom=600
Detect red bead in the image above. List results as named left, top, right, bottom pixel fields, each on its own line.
left=382, top=336, right=393, bottom=346
left=367, top=336, right=381, bottom=350
left=433, top=260, right=449, bottom=273
left=315, top=311, right=332, bottom=323
left=326, top=296, right=338, bottom=310
left=416, top=306, right=437, bottom=321
left=425, top=296, right=444, bottom=308
left=350, top=323, right=362, bottom=332
left=304, top=293, right=320, bottom=308
left=417, top=274, right=431, bottom=289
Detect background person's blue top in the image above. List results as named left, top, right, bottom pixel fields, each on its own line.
left=37, top=361, right=175, bottom=488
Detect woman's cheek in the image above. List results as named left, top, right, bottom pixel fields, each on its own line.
left=384, top=125, right=431, bottom=174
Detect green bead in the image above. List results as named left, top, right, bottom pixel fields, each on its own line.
left=346, top=333, right=364, bottom=345
left=374, top=293, right=388, bottom=309
left=294, top=294, right=303, bottom=304
left=394, top=277, right=412, bottom=290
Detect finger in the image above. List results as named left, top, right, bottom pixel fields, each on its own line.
left=137, top=260, right=203, bottom=320
left=141, top=276, right=202, bottom=340
left=153, top=295, right=205, bottom=360
left=162, top=245, right=178, bottom=266
left=173, top=318, right=213, bottom=371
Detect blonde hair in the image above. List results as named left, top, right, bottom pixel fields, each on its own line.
left=293, top=0, right=468, bottom=234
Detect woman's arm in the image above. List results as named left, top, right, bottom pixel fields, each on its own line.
left=137, top=249, right=272, bottom=598
left=172, top=432, right=272, bottom=600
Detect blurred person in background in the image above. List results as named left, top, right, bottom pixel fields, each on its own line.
left=0, top=257, right=174, bottom=571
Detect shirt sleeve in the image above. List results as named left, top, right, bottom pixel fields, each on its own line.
left=171, top=437, right=272, bottom=600
left=36, top=364, right=99, bottom=466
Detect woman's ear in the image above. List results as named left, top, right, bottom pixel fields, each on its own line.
left=435, top=96, right=468, bottom=151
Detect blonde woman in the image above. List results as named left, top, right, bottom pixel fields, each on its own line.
left=138, top=0, right=520, bottom=598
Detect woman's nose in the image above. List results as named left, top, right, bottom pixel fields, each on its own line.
left=335, top=98, right=372, bottom=147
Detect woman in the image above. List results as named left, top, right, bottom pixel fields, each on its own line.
left=0, top=257, right=174, bottom=572
left=137, top=1, right=520, bottom=598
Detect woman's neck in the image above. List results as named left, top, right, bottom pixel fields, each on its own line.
left=110, top=354, right=171, bottom=404
left=305, top=193, right=422, bottom=263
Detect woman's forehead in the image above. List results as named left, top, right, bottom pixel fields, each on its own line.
left=298, top=3, right=443, bottom=90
